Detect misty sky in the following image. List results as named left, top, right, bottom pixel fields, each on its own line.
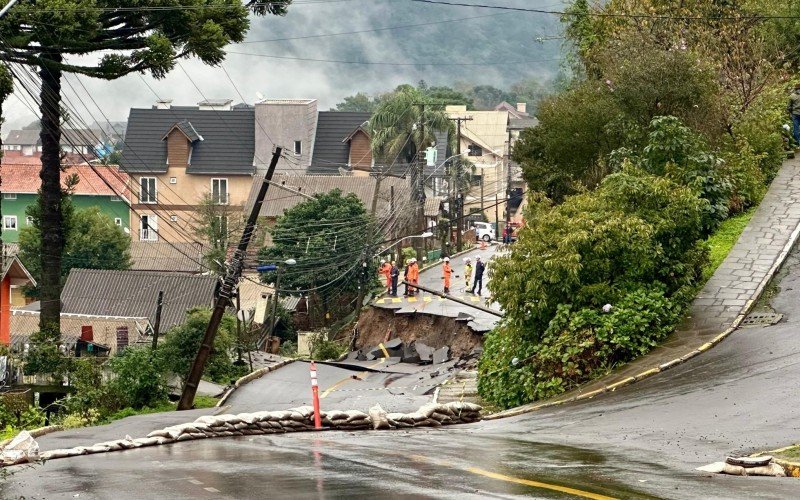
left=3, top=0, right=567, bottom=132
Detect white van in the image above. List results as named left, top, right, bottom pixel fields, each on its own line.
left=473, top=222, right=495, bottom=242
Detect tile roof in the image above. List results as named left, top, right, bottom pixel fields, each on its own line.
left=309, top=111, right=372, bottom=175
left=4, top=129, right=40, bottom=146
left=425, top=196, right=444, bottom=217
left=247, top=173, right=412, bottom=219
left=119, top=106, right=255, bottom=175
left=509, top=117, right=540, bottom=130
left=129, top=241, right=206, bottom=273
left=166, top=120, right=203, bottom=142
left=0, top=163, right=130, bottom=198
left=61, top=268, right=217, bottom=331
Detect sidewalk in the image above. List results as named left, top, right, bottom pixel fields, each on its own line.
left=490, top=155, right=800, bottom=418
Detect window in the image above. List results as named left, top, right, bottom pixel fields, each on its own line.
left=140, top=214, right=158, bottom=241
left=467, top=144, right=483, bottom=157
left=26, top=216, right=34, bottom=226
left=114, top=218, right=122, bottom=226
left=211, top=178, right=228, bottom=205
left=139, top=177, right=157, bottom=204
left=294, top=140, right=302, bottom=155
left=170, top=215, right=178, bottom=222
left=3, top=193, right=16, bottom=199
left=3, top=215, right=17, bottom=230
left=470, top=174, right=482, bottom=187
left=169, top=177, right=177, bottom=184
left=110, top=195, right=121, bottom=202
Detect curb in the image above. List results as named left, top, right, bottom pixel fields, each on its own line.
left=216, top=359, right=294, bottom=408
left=485, top=198, right=800, bottom=420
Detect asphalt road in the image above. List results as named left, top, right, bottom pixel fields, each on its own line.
left=5, top=248, right=800, bottom=498
left=374, top=243, right=502, bottom=332
left=224, top=359, right=457, bottom=414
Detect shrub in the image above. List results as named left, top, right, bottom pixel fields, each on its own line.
left=60, top=359, right=122, bottom=421
left=308, top=331, right=346, bottom=361
left=158, top=308, right=245, bottom=385
left=481, top=170, right=708, bottom=408
left=107, top=347, right=169, bottom=409
left=479, top=285, right=683, bottom=406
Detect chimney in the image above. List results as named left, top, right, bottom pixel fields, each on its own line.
left=516, top=102, right=527, bottom=114
left=81, top=325, right=93, bottom=342
left=155, top=99, right=173, bottom=110
left=198, top=99, right=233, bottom=111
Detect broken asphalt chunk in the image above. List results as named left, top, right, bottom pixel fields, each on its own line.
left=433, top=346, right=450, bottom=365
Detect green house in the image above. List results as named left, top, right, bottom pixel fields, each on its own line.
left=0, top=164, right=130, bottom=243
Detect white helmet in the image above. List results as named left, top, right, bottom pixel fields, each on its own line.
left=443, top=257, right=450, bottom=262
left=476, top=256, right=482, bottom=261
left=380, top=259, right=386, bottom=264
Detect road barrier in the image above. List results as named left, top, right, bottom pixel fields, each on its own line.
left=309, top=361, right=322, bottom=430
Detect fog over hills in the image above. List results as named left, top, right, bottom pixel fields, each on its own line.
left=2, top=0, right=566, bottom=131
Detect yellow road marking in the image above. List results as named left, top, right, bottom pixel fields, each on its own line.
left=407, top=297, right=417, bottom=302
left=320, top=358, right=385, bottom=398
left=465, top=467, right=618, bottom=500
left=470, top=296, right=480, bottom=302
left=408, top=455, right=616, bottom=500
left=391, top=298, right=402, bottom=303
left=423, top=296, right=432, bottom=302
left=378, top=343, right=390, bottom=358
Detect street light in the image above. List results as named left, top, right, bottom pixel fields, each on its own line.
left=376, top=231, right=434, bottom=257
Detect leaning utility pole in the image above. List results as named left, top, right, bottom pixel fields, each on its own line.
left=448, top=116, right=472, bottom=252
left=178, top=147, right=282, bottom=410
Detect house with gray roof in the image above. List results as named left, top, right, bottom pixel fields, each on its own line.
left=61, top=268, right=217, bottom=331
left=2, top=127, right=103, bottom=162
left=119, top=100, right=256, bottom=245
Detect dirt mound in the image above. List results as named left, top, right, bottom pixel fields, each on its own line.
left=355, top=307, right=482, bottom=357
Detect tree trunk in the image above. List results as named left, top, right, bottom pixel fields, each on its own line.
left=38, top=54, right=63, bottom=338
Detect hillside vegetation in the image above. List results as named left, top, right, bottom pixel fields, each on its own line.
left=480, top=0, right=796, bottom=408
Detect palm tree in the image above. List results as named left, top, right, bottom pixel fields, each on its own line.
left=369, top=85, right=453, bottom=162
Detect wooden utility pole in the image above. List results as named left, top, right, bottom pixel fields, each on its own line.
left=178, top=147, right=282, bottom=410
left=505, top=128, right=513, bottom=235
left=448, top=116, right=472, bottom=252
left=151, top=290, right=164, bottom=350
left=416, top=103, right=426, bottom=260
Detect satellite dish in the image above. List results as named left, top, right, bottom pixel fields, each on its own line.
left=123, top=227, right=130, bottom=234
left=255, top=91, right=264, bottom=101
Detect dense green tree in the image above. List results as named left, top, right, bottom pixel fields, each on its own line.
left=159, top=308, right=242, bottom=385
left=258, top=189, right=377, bottom=318
left=480, top=169, right=708, bottom=407
left=0, top=0, right=291, bottom=337
left=19, top=204, right=131, bottom=288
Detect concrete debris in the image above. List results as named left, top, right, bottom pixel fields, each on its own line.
left=415, top=342, right=434, bottom=363
left=401, top=343, right=422, bottom=364
left=14, top=402, right=482, bottom=468
left=432, top=347, right=450, bottom=365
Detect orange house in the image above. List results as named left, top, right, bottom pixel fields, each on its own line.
left=1, top=256, right=36, bottom=345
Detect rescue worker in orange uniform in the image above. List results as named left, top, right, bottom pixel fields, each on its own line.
left=408, top=257, right=419, bottom=295
left=379, top=259, right=392, bottom=294
left=442, top=256, right=452, bottom=294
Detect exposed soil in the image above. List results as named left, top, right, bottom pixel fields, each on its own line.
left=355, top=307, right=483, bottom=357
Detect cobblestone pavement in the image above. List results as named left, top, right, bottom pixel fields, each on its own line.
left=519, top=155, right=800, bottom=406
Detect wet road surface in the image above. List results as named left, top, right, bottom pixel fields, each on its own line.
left=6, top=248, right=800, bottom=497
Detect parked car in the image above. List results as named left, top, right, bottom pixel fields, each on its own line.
left=473, top=222, right=496, bottom=242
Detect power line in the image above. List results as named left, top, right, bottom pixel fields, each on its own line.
left=408, top=0, right=800, bottom=21
left=226, top=50, right=563, bottom=66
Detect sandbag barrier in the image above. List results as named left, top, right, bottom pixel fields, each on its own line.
left=4, top=402, right=481, bottom=466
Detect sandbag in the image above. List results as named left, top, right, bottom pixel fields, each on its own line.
left=369, top=404, right=390, bottom=430
left=1, top=431, right=40, bottom=464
